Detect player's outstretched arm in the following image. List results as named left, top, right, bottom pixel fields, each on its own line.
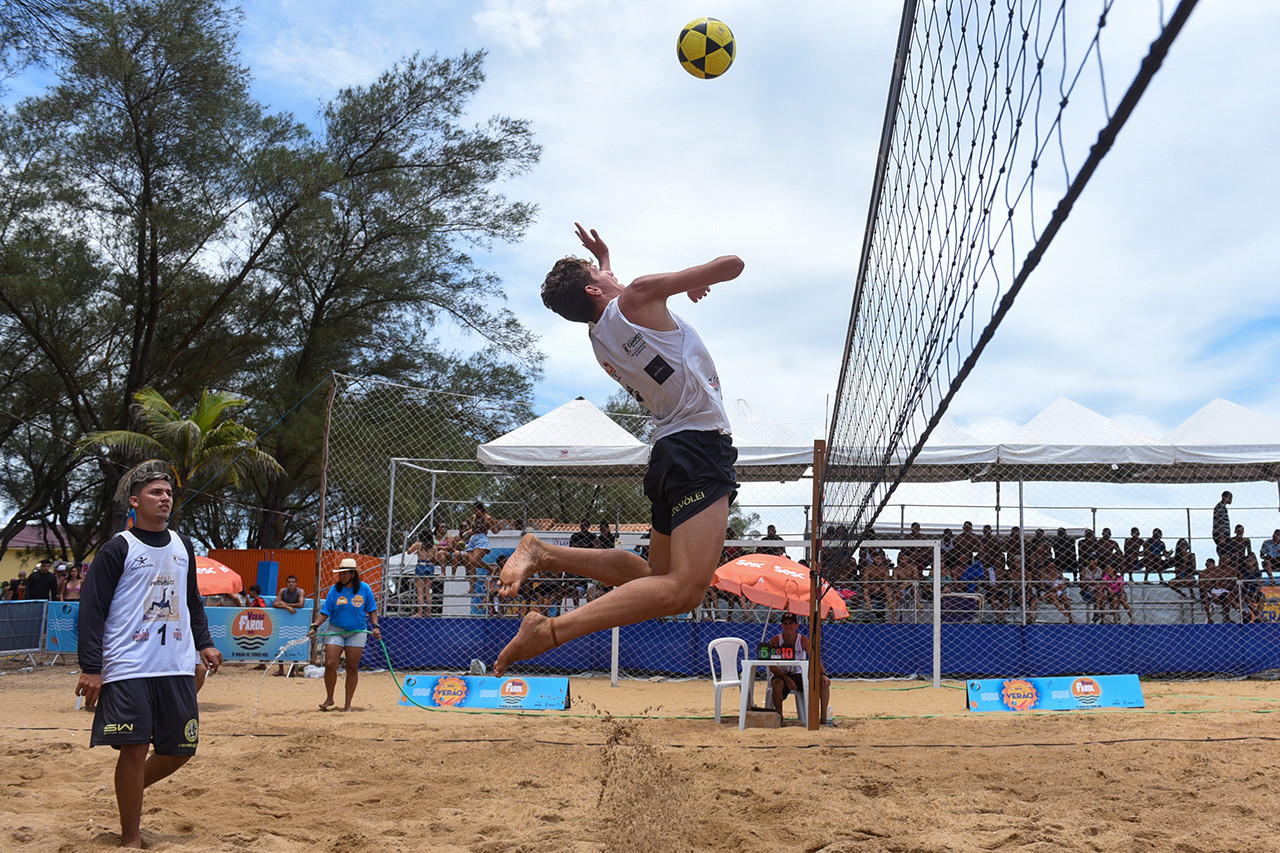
left=620, top=255, right=744, bottom=328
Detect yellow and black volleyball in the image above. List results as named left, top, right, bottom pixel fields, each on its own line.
left=676, top=17, right=736, bottom=80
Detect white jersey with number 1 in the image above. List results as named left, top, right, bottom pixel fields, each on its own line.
left=98, top=530, right=198, bottom=683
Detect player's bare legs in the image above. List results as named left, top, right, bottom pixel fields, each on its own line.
left=115, top=744, right=189, bottom=848
left=494, top=497, right=730, bottom=676
left=497, top=532, right=653, bottom=599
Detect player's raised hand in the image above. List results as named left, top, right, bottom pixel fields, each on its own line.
left=575, top=222, right=610, bottom=270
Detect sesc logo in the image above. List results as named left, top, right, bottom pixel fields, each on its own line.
left=500, top=678, right=530, bottom=706
left=230, top=608, right=273, bottom=652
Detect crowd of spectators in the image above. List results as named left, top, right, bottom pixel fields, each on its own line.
left=815, top=496, right=1280, bottom=624
left=3, top=558, right=91, bottom=602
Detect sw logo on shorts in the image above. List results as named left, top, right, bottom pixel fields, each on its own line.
left=103, top=723, right=135, bottom=734
left=184, top=719, right=199, bottom=743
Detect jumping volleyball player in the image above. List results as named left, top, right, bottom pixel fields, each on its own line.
left=494, top=223, right=743, bottom=675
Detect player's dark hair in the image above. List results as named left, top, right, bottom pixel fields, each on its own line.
left=113, top=459, right=175, bottom=506
left=541, top=257, right=596, bottom=323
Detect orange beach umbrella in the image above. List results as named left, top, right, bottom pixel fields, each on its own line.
left=711, top=552, right=849, bottom=620
left=194, top=555, right=243, bottom=596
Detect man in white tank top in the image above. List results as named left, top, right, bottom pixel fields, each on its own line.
left=494, top=223, right=743, bottom=676
left=75, top=461, right=221, bottom=848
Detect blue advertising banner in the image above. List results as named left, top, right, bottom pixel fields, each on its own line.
left=205, top=606, right=310, bottom=662
left=398, top=675, right=570, bottom=710
left=45, top=601, right=79, bottom=654
left=44, top=602, right=311, bottom=662
left=967, top=674, right=1145, bottom=712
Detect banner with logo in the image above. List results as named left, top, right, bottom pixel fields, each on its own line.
left=1260, top=586, right=1280, bottom=622
left=45, top=601, right=79, bottom=653
left=398, top=675, right=571, bottom=710
left=43, top=603, right=309, bottom=662
left=205, top=606, right=310, bottom=662
left=967, top=674, right=1145, bottom=712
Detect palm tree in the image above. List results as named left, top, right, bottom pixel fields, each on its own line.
left=80, top=388, right=284, bottom=517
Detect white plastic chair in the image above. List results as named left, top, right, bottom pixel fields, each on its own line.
left=707, top=637, right=748, bottom=724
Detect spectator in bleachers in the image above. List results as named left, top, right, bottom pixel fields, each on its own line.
left=939, top=528, right=958, bottom=585
left=1, top=580, right=9, bottom=599
left=760, top=524, right=785, bottom=556
left=569, top=519, right=598, bottom=550
left=1004, top=526, right=1024, bottom=571
left=976, top=525, right=1004, bottom=584
left=596, top=521, right=616, bottom=550
left=891, top=546, right=922, bottom=622
left=1097, top=528, right=1122, bottom=573
left=821, top=525, right=855, bottom=585
left=1239, top=553, right=1266, bottom=623
left=1077, top=529, right=1099, bottom=569
left=470, top=501, right=501, bottom=538
left=954, top=521, right=978, bottom=573
left=705, top=526, right=744, bottom=620
left=1080, top=558, right=1103, bottom=622
left=1144, top=528, right=1169, bottom=582
left=1260, top=529, right=1280, bottom=582
left=10, top=569, right=27, bottom=599
left=1028, top=529, right=1052, bottom=572
left=1168, top=539, right=1198, bottom=599
left=900, top=522, right=932, bottom=578
left=1035, top=559, right=1075, bottom=623
left=1224, top=524, right=1253, bottom=572
left=959, top=557, right=986, bottom=597
left=861, top=549, right=893, bottom=621
left=1123, top=528, right=1145, bottom=581
left=1099, top=559, right=1133, bottom=624
left=432, top=522, right=457, bottom=572
left=1212, top=490, right=1232, bottom=561
left=1052, top=528, right=1078, bottom=581
left=405, top=539, right=440, bottom=617
left=1003, top=552, right=1030, bottom=622
left=1199, top=557, right=1238, bottom=623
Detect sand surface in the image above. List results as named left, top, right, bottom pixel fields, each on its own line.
left=3, top=659, right=1280, bottom=852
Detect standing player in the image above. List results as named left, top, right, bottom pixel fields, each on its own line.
left=494, top=223, right=743, bottom=675
left=75, top=460, right=221, bottom=849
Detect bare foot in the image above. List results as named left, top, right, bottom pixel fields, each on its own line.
left=272, top=670, right=285, bottom=677
left=497, top=533, right=546, bottom=599
left=493, top=611, right=557, bottom=677
left=319, top=698, right=335, bottom=711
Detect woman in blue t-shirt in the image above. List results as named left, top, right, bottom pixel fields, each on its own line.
left=307, top=558, right=379, bottom=711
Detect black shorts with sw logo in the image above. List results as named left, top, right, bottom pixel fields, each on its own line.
left=643, top=430, right=738, bottom=536
left=90, top=675, right=200, bottom=756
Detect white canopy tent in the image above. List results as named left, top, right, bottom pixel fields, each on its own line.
left=476, top=397, right=648, bottom=477
left=828, top=397, right=1280, bottom=486
left=477, top=397, right=815, bottom=483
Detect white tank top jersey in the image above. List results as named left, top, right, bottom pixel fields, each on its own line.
left=100, top=530, right=198, bottom=683
left=588, top=299, right=731, bottom=442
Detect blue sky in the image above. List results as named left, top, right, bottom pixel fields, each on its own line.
left=224, top=1, right=1280, bottom=449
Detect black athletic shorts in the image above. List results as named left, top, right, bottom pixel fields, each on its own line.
left=643, top=430, right=738, bottom=536
left=772, top=671, right=805, bottom=699
left=90, top=675, right=200, bottom=756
